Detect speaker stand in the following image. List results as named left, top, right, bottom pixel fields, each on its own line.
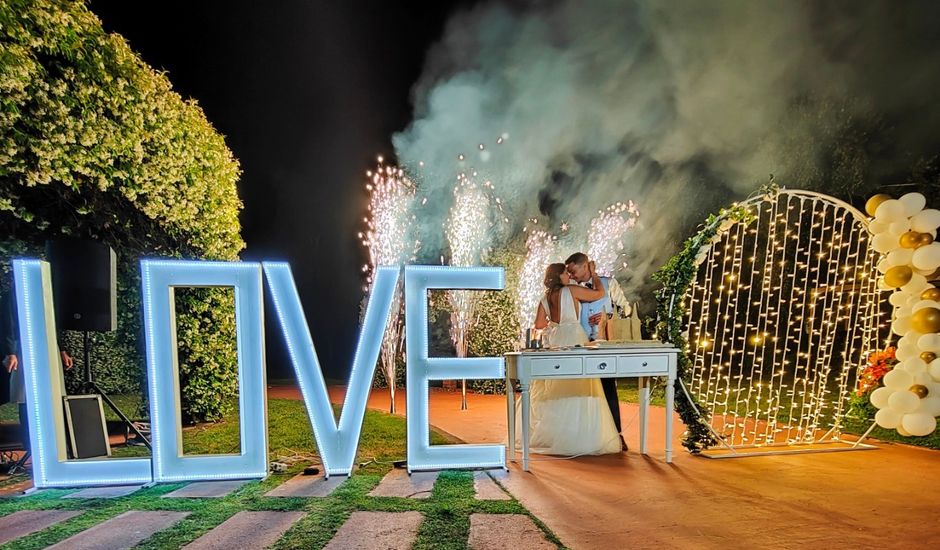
left=81, top=331, right=151, bottom=449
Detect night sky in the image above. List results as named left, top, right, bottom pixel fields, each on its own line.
left=90, top=1, right=475, bottom=379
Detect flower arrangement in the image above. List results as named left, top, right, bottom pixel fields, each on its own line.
left=856, top=347, right=898, bottom=397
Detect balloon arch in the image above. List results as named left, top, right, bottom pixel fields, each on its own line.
left=663, top=188, right=891, bottom=455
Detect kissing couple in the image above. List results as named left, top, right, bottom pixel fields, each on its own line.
left=516, top=252, right=626, bottom=455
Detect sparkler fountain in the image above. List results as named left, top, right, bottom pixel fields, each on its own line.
left=587, top=201, right=640, bottom=277
left=360, top=158, right=417, bottom=413
left=516, top=225, right=557, bottom=344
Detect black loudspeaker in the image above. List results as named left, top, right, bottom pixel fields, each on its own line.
left=45, top=239, right=117, bottom=332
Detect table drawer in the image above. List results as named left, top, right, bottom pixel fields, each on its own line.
left=584, top=356, right=616, bottom=375
left=617, top=354, right=668, bottom=374
left=531, top=357, right=583, bottom=376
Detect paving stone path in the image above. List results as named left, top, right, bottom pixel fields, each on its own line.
left=324, top=511, right=424, bottom=550
left=46, top=510, right=190, bottom=550
left=468, top=513, right=556, bottom=550
left=0, top=471, right=558, bottom=549
left=184, top=511, right=305, bottom=549
left=368, top=469, right=439, bottom=499
left=265, top=472, right=347, bottom=497
left=0, top=510, right=81, bottom=545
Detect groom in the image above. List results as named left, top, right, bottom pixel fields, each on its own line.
left=565, top=252, right=627, bottom=452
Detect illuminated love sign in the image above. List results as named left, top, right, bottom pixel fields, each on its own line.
left=11, top=258, right=505, bottom=488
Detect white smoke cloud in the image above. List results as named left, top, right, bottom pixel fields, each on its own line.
left=393, top=0, right=940, bottom=295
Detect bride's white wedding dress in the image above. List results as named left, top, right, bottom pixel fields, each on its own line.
left=515, top=286, right=621, bottom=455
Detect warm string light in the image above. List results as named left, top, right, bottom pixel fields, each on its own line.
left=685, top=192, right=884, bottom=447
left=359, top=158, right=418, bottom=410
left=587, top=202, right=640, bottom=276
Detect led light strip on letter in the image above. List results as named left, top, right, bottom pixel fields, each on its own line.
left=13, top=259, right=152, bottom=487
left=141, top=259, right=267, bottom=482
left=404, top=265, right=506, bottom=472
left=263, top=262, right=398, bottom=477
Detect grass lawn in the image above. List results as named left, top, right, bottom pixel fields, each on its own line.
left=0, top=398, right=563, bottom=549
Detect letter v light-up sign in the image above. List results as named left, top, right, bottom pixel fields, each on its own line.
left=404, top=265, right=506, bottom=472
left=141, top=260, right=267, bottom=482
left=12, top=259, right=153, bottom=488
left=263, top=262, right=398, bottom=477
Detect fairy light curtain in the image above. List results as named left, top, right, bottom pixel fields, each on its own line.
left=684, top=190, right=888, bottom=448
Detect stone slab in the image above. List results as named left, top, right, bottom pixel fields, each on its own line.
left=64, top=485, right=142, bottom=499
left=184, top=511, right=305, bottom=549
left=0, top=510, right=81, bottom=545
left=468, top=514, right=554, bottom=550
left=324, top=511, right=423, bottom=550
left=473, top=471, right=511, bottom=500
left=266, top=473, right=347, bottom=497
left=47, top=510, right=190, bottom=550
left=162, top=479, right=248, bottom=498
left=368, top=469, right=438, bottom=499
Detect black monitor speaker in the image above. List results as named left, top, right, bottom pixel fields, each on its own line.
left=45, top=239, right=117, bottom=332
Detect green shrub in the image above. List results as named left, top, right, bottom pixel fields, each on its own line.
left=0, top=0, right=243, bottom=422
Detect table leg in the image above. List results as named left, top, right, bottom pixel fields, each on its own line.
left=638, top=376, right=649, bottom=455
left=520, top=381, right=531, bottom=472
left=506, top=375, right=515, bottom=463
left=665, top=376, right=674, bottom=463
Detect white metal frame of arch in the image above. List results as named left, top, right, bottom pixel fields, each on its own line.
left=680, top=188, right=889, bottom=457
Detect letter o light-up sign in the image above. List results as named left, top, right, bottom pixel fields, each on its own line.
left=11, top=259, right=505, bottom=488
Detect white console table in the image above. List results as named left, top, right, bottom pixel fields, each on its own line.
left=504, top=344, right=679, bottom=471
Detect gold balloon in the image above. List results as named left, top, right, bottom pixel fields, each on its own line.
left=922, top=352, right=938, bottom=363
left=866, top=194, right=893, bottom=217
left=916, top=233, right=935, bottom=248
left=910, top=384, right=929, bottom=399
left=910, top=307, right=940, bottom=334
left=884, top=265, right=914, bottom=288
left=899, top=231, right=921, bottom=249
left=922, top=288, right=940, bottom=301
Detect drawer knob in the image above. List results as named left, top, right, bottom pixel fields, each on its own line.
left=642, top=362, right=648, bottom=367
left=598, top=362, right=607, bottom=370
left=554, top=365, right=560, bottom=369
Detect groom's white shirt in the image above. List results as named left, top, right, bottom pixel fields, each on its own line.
left=578, top=276, right=612, bottom=340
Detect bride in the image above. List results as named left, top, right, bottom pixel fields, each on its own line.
left=516, top=262, right=621, bottom=455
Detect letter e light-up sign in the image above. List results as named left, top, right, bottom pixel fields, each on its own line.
left=404, top=265, right=506, bottom=472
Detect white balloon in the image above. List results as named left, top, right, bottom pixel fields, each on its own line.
left=869, top=386, right=893, bottom=409
left=877, top=258, right=891, bottom=274
left=920, top=396, right=940, bottom=417
left=919, top=333, right=940, bottom=353
left=888, top=390, right=921, bottom=414
left=911, top=209, right=940, bottom=233
left=875, top=200, right=907, bottom=223
left=899, top=192, right=927, bottom=217
left=871, top=232, right=899, bottom=254
left=886, top=248, right=913, bottom=267
left=912, top=243, right=940, bottom=271
left=901, top=413, right=937, bottom=436
left=912, top=300, right=940, bottom=313
left=902, top=272, right=929, bottom=294
left=929, top=359, right=940, bottom=382
left=883, top=369, right=914, bottom=390
left=875, top=407, right=902, bottom=429
left=868, top=220, right=889, bottom=234
left=892, top=316, right=912, bottom=336
left=899, top=332, right=924, bottom=349
left=914, top=371, right=934, bottom=386
left=896, top=346, right=916, bottom=362
left=889, top=291, right=908, bottom=307
left=889, top=219, right=912, bottom=236
left=894, top=319, right=915, bottom=336
left=902, top=357, right=928, bottom=374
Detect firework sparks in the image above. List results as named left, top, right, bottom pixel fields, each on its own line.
left=516, top=228, right=557, bottom=332
left=587, top=201, right=640, bottom=276
left=360, top=158, right=417, bottom=413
